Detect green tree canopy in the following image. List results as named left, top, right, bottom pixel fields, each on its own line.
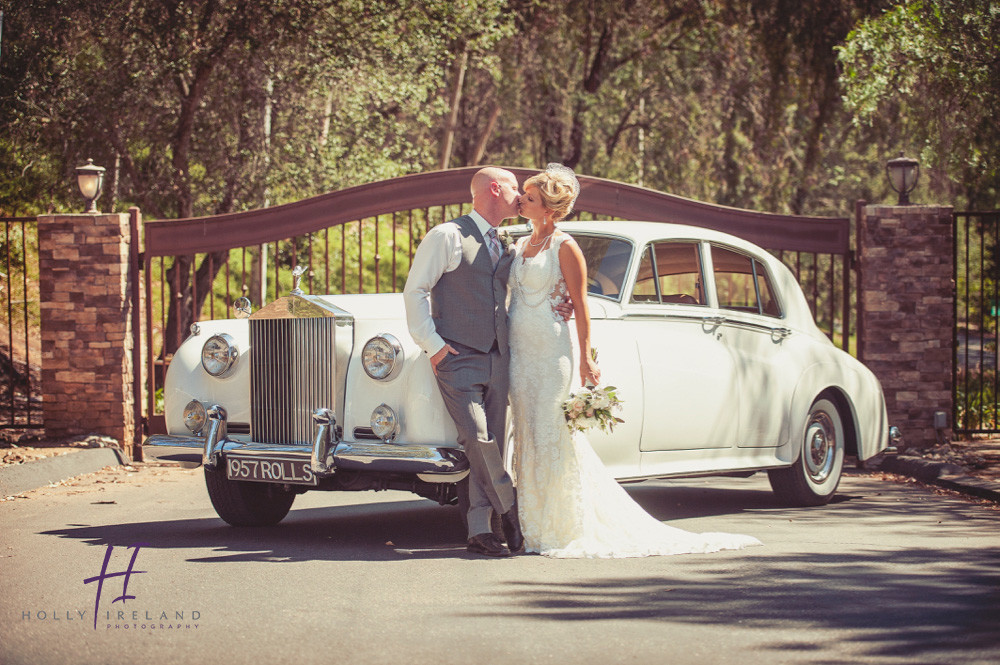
left=839, top=0, right=1000, bottom=207
left=2, top=0, right=996, bottom=221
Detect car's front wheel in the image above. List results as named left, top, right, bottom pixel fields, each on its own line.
left=204, top=465, right=296, bottom=526
left=767, top=397, right=845, bottom=506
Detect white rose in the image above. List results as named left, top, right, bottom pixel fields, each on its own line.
left=591, top=393, right=610, bottom=409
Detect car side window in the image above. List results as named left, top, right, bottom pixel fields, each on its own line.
left=630, top=242, right=705, bottom=305
left=711, top=245, right=781, bottom=317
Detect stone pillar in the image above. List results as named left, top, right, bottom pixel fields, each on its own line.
left=858, top=204, right=954, bottom=449
left=38, top=213, right=137, bottom=459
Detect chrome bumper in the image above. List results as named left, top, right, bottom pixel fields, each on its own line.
left=143, top=405, right=468, bottom=481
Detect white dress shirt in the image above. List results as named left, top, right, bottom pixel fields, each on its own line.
left=403, top=210, right=496, bottom=357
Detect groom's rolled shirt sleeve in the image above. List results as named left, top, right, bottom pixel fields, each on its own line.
left=403, top=224, right=461, bottom=357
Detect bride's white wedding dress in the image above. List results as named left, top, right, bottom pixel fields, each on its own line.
left=508, top=233, right=762, bottom=558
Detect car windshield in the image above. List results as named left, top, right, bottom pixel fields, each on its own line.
left=507, top=230, right=631, bottom=301
left=568, top=234, right=632, bottom=301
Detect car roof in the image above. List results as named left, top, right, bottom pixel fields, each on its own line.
left=510, top=220, right=826, bottom=340
left=506, top=220, right=765, bottom=253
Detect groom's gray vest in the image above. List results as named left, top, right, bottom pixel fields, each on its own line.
left=431, top=215, right=510, bottom=355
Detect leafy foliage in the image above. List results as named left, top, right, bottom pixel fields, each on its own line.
left=4, top=0, right=996, bottom=219
left=839, top=0, right=1000, bottom=208
left=2, top=0, right=998, bottom=358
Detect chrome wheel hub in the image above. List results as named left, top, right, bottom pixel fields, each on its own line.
left=804, top=412, right=836, bottom=483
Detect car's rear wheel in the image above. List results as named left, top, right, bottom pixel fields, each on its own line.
left=204, top=465, right=296, bottom=526
left=767, top=397, right=845, bottom=506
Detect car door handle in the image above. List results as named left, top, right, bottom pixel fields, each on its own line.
left=702, top=316, right=726, bottom=328
left=771, top=326, right=792, bottom=339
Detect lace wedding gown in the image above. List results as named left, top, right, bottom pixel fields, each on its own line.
left=508, top=233, right=762, bottom=558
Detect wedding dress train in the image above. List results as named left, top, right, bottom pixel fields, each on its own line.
left=508, top=233, right=762, bottom=558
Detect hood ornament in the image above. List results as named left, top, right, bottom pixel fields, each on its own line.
left=291, top=265, right=306, bottom=296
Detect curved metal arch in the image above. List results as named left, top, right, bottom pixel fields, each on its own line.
left=144, top=166, right=849, bottom=257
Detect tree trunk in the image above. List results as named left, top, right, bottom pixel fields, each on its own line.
left=472, top=102, right=501, bottom=166
left=163, top=249, right=232, bottom=355
left=162, top=57, right=223, bottom=355
left=440, top=46, right=469, bottom=170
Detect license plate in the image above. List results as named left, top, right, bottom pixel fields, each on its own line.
left=226, top=455, right=318, bottom=486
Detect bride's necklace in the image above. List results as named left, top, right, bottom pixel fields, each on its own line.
left=528, top=230, right=554, bottom=247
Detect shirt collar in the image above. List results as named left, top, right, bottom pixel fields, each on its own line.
left=469, top=210, right=496, bottom=237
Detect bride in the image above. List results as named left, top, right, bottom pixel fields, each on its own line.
left=508, top=164, right=762, bottom=558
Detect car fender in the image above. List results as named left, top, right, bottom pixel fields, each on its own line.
left=162, top=319, right=251, bottom=435
left=782, top=358, right=889, bottom=463
left=345, top=317, right=458, bottom=446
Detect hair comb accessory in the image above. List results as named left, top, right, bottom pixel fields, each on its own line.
left=545, top=163, right=580, bottom=214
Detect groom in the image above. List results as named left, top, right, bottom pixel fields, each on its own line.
left=403, top=167, right=524, bottom=557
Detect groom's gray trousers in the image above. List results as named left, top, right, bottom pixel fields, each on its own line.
left=434, top=338, right=515, bottom=537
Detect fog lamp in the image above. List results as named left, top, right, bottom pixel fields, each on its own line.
left=183, top=400, right=207, bottom=433
left=370, top=404, right=398, bottom=442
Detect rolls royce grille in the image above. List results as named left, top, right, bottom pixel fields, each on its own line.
left=250, top=317, right=337, bottom=444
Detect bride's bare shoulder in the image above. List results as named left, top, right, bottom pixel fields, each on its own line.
left=554, top=231, right=581, bottom=252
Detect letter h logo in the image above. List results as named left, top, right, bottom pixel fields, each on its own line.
left=83, top=543, right=147, bottom=630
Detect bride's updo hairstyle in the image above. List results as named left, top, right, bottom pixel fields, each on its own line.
left=523, top=163, right=581, bottom=222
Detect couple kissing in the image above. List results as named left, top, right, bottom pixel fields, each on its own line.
left=403, top=165, right=761, bottom=559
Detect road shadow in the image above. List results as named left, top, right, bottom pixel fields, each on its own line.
left=42, top=474, right=987, bottom=564
left=457, top=547, right=1000, bottom=662
left=40, top=481, right=779, bottom=563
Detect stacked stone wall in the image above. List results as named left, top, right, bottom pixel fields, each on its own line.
left=37, top=214, right=136, bottom=458
left=858, top=205, right=954, bottom=449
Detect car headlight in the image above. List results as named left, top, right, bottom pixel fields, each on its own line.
left=183, top=400, right=207, bottom=433
left=361, top=334, right=403, bottom=380
left=370, top=404, right=398, bottom=442
left=201, top=333, right=239, bottom=377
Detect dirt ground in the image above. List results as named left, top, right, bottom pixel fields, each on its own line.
left=918, top=437, right=1000, bottom=482
left=0, top=433, right=118, bottom=467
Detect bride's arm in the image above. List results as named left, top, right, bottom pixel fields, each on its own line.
left=559, top=237, right=601, bottom=387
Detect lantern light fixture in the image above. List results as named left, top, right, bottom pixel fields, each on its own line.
left=75, top=158, right=106, bottom=213
left=885, top=152, right=919, bottom=206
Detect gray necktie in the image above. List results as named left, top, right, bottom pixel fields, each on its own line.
left=486, top=228, right=501, bottom=266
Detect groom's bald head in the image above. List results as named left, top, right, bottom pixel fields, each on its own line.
left=471, top=167, right=521, bottom=226
left=471, top=167, right=512, bottom=196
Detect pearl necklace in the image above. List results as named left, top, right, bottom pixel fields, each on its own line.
left=528, top=230, right=554, bottom=247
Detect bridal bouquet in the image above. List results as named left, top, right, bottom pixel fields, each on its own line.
left=562, top=385, right=624, bottom=434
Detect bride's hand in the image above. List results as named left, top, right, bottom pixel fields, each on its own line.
left=581, top=357, right=600, bottom=387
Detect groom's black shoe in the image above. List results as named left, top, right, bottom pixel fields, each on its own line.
left=467, top=533, right=511, bottom=557
left=500, top=509, right=524, bottom=553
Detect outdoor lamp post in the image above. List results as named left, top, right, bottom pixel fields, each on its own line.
left=886, top=152, right=919, bottom=205
left=75, top=158, right=106, bottom=213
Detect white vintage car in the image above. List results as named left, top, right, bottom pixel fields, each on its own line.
left=144, top=221, right=896, bottom=526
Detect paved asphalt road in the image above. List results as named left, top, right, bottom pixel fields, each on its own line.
left=2, top=463, right=999, bottom=665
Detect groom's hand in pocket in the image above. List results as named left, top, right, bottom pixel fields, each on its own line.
left=430, top=343, right=459, bottom=375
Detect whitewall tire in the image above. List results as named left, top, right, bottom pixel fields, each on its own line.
left=767, top=397, right=845, bottom=506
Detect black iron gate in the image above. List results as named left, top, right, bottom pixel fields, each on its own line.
left=137, top=167, right=855, bottom=435
left=954, top=210, right=1000, bottom=434
left=0, top=216, right=41, bottom=432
